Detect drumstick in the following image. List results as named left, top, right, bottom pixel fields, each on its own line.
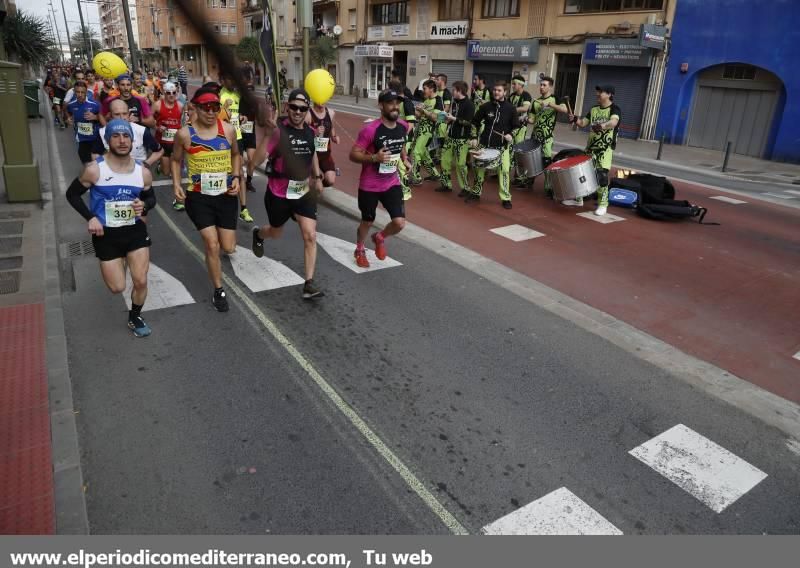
left=563, top=96, right=578, bottom=132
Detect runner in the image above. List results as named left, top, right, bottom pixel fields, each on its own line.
left=95, top=100, right=163, bottom=170
left=102, top=74, right=155, bottom=128
left=152, top=81, right=183, bottom=180
left=218, top=73, right=254, bottom=223
left=238, top=85, right=266, bottom=193
left=526, top=76, right=568, bottom=195
left=306, top=98, right=340, bottom=189
left=465, top=81, right=519, bottom=209
left=508, top=75, right=533, bottom=186
left=65, top=119, right=156, bottom=337
left=171, top=86, right=242, bottom=312
left=250, top=89, right=325, bottom=300
left=65, top=81, right=103, bottom=165
left=567, top=85, right=621, bottom=216
left=409, top=79, right=442, bottom=186
left=52, top=72, right=68, bottom=129
left=348, top=89, right=410, bottom=269
left=437, top=81, right=474, bottom=195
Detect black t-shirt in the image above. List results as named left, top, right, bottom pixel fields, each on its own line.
left=274, top=119, right=315, bottom=180
left=448, top=97, right=475, bottom=139
left=369, top=121, right=407, bottom=175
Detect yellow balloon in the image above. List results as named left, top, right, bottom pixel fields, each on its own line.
left=92, top=51, right=128, bottom=80
left=304, top=69, right=336, bottom=105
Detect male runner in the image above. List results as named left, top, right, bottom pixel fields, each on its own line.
left=567, top=85, right=621, bottom=216
left=218, top=73, right=254, bottom=223
left=66, top=81, right=103, bottom=164
left=471, top=74, right=491, bottom=107
left=437, top=81, right=474, bottom=195
left=152, top=81, right=183, bottom=179
left=508, top=75, right=533, bottom=186
left=65, top=119, right=155, bottom=337
left=251, top=90, right=324, bottom=300
left=172, top=86, right=242, bottom=311
left=102, top=74, right=155, bottom=128
left=52, top=72, right=68, bottom=129
left=239, top=85, right=266, bottom=193
left=95, top=100, right=163, bottom=169
left=527, top=76, right=568, bottom=194
left=348, top=89, right=410, bottom=269
left=306, top=98, right=340, bottom=188
left=466, top=81, right=519, bottom=209
left=409, top=79, right=442, bottom=185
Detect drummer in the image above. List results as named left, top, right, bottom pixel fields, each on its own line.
left=508, top=75, right=533, bottom=187
left=527, top=76, right=568, bottom=195
left=465, top=81, right=520, bottom=210
left=567, top=84, right=621, bottom=216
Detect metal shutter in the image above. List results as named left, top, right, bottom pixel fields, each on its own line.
left=432, top=59, right=466, bottom=84
left=582, top=65, right=650, bottom=139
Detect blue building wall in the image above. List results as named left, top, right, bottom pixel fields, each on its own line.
left=656, top=0, right=800, bottom=162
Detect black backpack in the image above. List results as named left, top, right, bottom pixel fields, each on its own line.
left=628, top=173, right=718, bottom=225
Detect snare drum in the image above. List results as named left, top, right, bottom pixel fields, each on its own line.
left=472, top=148, right=502, bottom=170
left=513, top=139, right=544, bottom=178
left=545, top=154, right=598, bottom=201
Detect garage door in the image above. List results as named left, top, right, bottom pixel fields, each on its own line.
left=688, top=87, right=777, bottom=158
left=432, top=59, right=466, bottom=84
left=582, top=65, right=650, bottom=139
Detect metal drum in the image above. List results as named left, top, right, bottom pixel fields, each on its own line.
left=545, top=154, right=598, bottom=201
left=513, top=138, right=544, bottom=178
left=471, top=148, right=502, bottom=170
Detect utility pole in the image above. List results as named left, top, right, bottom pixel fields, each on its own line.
left=76, top=0, right=93, bottom=61
left=49, top=2, right=66, bottom=62
left=120, top=0, right=138, bottom=71
left=58, top=0, right=74, bottom=61
left=298, top=0, right=312, bottom=82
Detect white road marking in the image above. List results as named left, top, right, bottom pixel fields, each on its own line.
left=709, top=195, right=748, bottom=204
left=482, top=488, right=622, bottom=535
left=151, top=179, right=189, bottom=187
left=576, top=211, right=625, bottom=224
left=793, top=350, right=800, bottom=361
left=123, top=263, right=195, bottom=311
left=629, top=424, right=767, bottom=513
left=316, top=232, right=402, bottom=273
left=489, top=224, right=545, bottom=242
left=228, top=245, right=305, bottom=292
left=762, top=192, right=796, bottom=199
left=787, top=438, right=800, bottom=458
left=784, top=190, right=800, bottom=196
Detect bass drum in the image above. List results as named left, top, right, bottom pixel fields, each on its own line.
left=545, top=154, right=598, bottom=201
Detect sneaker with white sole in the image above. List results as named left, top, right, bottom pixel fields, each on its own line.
left=561, top=199, right=584, bottom=206
left=594, top=206, right=608, bottom=216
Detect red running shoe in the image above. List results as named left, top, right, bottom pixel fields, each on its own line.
left=354, top=248, right=370, bottom=268
left=371, top=232, right=387, bottom=260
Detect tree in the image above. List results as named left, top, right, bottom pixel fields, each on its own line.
left=2, top=10, right=54, bottom=69
left=311, top=36, right=337, bottom=69
left=236, top=36, right=263, bottom=65
left=70, top=27, right=102, bottom=61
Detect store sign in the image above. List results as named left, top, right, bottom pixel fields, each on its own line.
left=466, top=39, right=539, bottom=62
left=355, top=45, right=394, bottom=58
left=392, top=24, right=410, bottom=37
left=430, top=20, right=468, bottom=40
left=640, top=24, right=668, bottom=50
left=367, top=26, right=385, bottom=40
left=584, top=39, right=652, bottom=67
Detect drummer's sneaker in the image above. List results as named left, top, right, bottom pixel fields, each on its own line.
left=594, top=206, right=608, bottom=216
left=464, top=193, right=480, bottom=204
left=457, top=189, right=469, bottom=198
left=561, top=198, right=584, bottom=207
left=435, top=185, right=452, bottom=193
left=501, top=200, right=513, bottom=210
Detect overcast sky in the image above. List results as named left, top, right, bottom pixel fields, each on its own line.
left=25, top=0, right=102, bottom=45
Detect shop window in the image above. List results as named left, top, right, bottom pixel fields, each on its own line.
left=371, top=1, right=410, bottom=25
left=439, top=0, right=470, bottom=20
left=481, top=0, right=520, bottom=18
left=722, top=64, right=756, bottom=80
left=564, top=0, right=663, bottom=13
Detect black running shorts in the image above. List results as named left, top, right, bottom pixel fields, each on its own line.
left=264, top=188, right=318, bottom=228
left=92, top=221, right=151, bottom=262
left=358, top=185, right=405, bottom=222
left=185, top=192, right=239, bottom=231
left=77, top=141, right=94, bottom=164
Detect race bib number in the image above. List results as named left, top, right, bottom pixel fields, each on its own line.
left=200, top=172, right=228, bottom=196
left=162, top=128, right=177, bottom=142
left=53, top=97, right=61, bottom=105
left=314, top=137, right=330, bottom=152
left=379, top=154, right=401, bottom=174
left=77, top=122, right=94, bottom=136
left=286, top=179, right=309, bottom=200
left=241, top=121, right=254, bottom=134
left=230, top=114, right=240, bottom=130
left=105, top=201, right=136, bottom=227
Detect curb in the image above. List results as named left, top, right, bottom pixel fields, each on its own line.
left=39, top=91, right=91, bottom=534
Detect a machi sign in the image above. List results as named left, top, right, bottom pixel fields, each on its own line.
left=354, top=45, right=394, bottom=58
left=430, top=21, right=468, bottom=40
left=584, top=38, right=652, bottom=67
left=640, top=24, right=668, bottom=50
left=466, top=39, right=539, bottom=62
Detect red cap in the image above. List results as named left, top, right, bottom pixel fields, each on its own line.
left=193, top=91, right=220, bottom=105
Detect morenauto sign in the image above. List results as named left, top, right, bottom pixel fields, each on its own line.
left=430, top=21, right=468, bottom=40
left=466, top=39, right=539, bottom=62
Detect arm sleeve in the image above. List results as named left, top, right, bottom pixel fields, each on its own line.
left=140, top=187, right=157, bottom=212
left=66, top=178, right=94, bottom=221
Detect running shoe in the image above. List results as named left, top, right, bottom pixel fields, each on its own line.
left=172, top=200, right=185, bottom=211
left=594, top=206, right=608, bottom=216
left=246, top=179, right=256, bottom=192
left=239, top=208, right=254, bottom=223
left=371, top=233, right=387, bottom=261
left=423, top=174, right=438, bottom=182
left=302, top=279, right=325, bottom=300
left=434, top=185, right=452, bottom=193
left=501, top=200, right=512, bottom=210
left=212, top=288, right=229, bottom=312
left=127, top=315, right=152, bottom=338
left=354, top=248, right=370, bottom=268
left=251, top=227, right=264, bottom=258
left=561, top=199, right=583, bottom=207
left=464, top=193, right=480, bottom=203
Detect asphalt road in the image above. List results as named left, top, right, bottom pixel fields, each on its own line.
left=52, top=123, right=800, bottom=535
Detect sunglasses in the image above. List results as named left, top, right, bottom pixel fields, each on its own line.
left=197, top=103, right=221, bottom=113
left=288, top=103, right=309, bottom=113
left=164, top=90, right=176, bottom=95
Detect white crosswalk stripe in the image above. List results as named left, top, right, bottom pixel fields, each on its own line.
left=481, top=487, right=622, bottom=535
left=124, top=263, right=195, bottom=311
left=709, top=195, right=748, bottom=204
left=762, top=192, right=796, bottom=199
left=228, top=246, right=306, bottom=292
left=489, top=224, right=545, bottom=242
left=316, top=232, right=402, bottom=273
left=576, top=211, right=625, bottom=224
left=629, top=424, right=767, bottom=513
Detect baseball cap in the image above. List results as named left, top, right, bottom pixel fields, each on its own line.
left=163, top=81, right=177, bottom=93
left=378, top=89, right=404, bottom=103
left=287, top=89, right=310, bottom=104
left=104, top=119, right=133, bottom=143
left=595, top=84, right=615, bottom=95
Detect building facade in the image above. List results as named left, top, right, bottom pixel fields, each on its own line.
left=655, top=0, right=799, bottom=162
left=100, top=1, right=128, bottom=55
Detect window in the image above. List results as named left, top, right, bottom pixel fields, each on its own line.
left=564, top=0, right=663, bottom=13
left=219, top=0, right=236, bottom=7
left=723, top=64, right=756, bottom=80
left=278, top=15, right=285, bottom=41
left=229, top=23, right=237, bottom=34
left=213, top=23, right=221, bottom=33
left=348, top=8, right=357, bottom=29
left=481, top=0, right=520, bottom=18
left=207, top=0, right=218, bottom=7
left=439, top=0, right=470, bottom=20
left=371, top=1, right=409, bottom=25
